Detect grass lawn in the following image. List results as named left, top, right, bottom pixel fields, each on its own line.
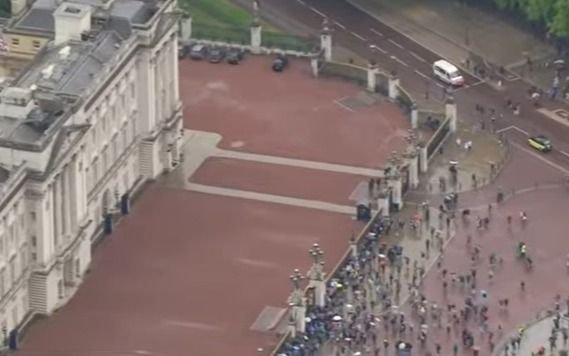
left=180, top=0, right=280, bottom=31
left=180, top=0, right=253, bottom=27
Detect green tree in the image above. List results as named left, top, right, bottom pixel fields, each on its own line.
left=524, top=0, right=556, bottom=24
left=549, top=0, right=569, bottom=37
left=495, top=0, right=521, bottom=10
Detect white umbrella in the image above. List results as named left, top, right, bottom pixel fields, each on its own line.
left=333, top=315, right=343, bottom=321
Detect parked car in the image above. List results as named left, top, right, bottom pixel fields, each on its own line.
left=178, top=44, right=189, bottom=59
left=208, top=47, right=226, bottom=63
left=272, top=55, right=289, bottom=72
left=189, top=44, right=208, bottom=60
left=227, top=48, right=244, bottom=65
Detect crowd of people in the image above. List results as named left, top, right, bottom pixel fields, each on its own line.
left=276, top=192, right=569, bottom=356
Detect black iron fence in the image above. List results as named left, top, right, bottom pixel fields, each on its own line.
left=426, top=117, right=451, bottom=158
left=319, top=61, right=367, bottom=86
left=262, top=31, right=318, bottom=53
left=191, top=21, right=250, bottom=44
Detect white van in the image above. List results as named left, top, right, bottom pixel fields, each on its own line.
left=433, top=60, right=464, bottom=86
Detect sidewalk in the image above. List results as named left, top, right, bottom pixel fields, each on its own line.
left=495, top=310, right=569, bottom=356
left=418, top=125, right=508, bottom=195
left=347, top=0, right=555, bottom=69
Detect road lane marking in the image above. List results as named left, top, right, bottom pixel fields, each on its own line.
left=390, top=55, right=408, bottom=67
left=511, top=142, right=569, bottom=175
left=496, top=125, right=528, bottom=135
left=309, top=6, right=326, bottom=17
left=370, top=28, right=383, bottom=37
left=296, top=0, right=305, bottom=5
left=560, top=150, right=569, bottom=159
left=388, top=39, right=404, bottom=49
left=369, top=44, right=387, bottom=54
left=334, top=98, right=356, bottom=112
left=350, top=31, right=367, bottom=41
left=496, top=125, right=513, bottom=134
left=510, top=125, right=529, bottom=135
left=334, top=21, right=346, bottom=30
left=409, top=51, right=426, bottom=63
left=458, top=81, right=485, bottom=90
left=435, top=82, right=444, bottom=89
left=414, top=70, right=430, bottom=80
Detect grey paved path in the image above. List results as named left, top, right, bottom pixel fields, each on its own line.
left=495, top=312, right=569, bottom=355
left=163, top=129, right=382, bottom=215
left=185, top=182, right=357, bottom=215
left=214, top=149, right=385, bottom=177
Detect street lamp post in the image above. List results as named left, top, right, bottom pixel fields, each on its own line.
left=307, top=243, right=326, bottom=307
left=385, top=151, right=404, bottom=210
left=287, top=269, right=307, bottom=333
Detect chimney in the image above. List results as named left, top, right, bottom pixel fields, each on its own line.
left=0, top=87, right=36, bottom=120
left=10, top=0, right=27, bottom=17
left=54, top=2, right=92, bottom=45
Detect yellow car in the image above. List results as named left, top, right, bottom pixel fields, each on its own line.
left=528, top=135, right=552, bottom=152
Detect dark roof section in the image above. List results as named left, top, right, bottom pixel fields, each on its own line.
left=13, top=8, right=55, bottom=33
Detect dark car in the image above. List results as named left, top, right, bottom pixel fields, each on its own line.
left=528, top=135, right=553, bottom=152
left=272, top=55, right=289, bottom=72
left=208, top=47, right=226, bottom=63
left=189, top=44, right=208, bottom=60
left=178, top=44, right=189, bottom=59
left=227, top=48, right=244, bottom=64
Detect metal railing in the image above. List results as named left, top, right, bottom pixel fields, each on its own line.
left=191, top=21, right=250, bottom=44
left=262, top=31, right=318, bottom=53
left=319, top=61, right=368, bottom=86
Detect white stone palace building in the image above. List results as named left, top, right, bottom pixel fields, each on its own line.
left=0, top=0, right=182, bottom=337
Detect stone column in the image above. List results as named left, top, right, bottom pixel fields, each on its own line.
left=446, top=95, right=458, bottom=133
left=51, top=183, right=59, bottom=251
left=349, top=235, right=358, bottom=259
left=250, top=21, right=262, bottom=54
left=171, top=37, right=180, bottom=105
left=288, top=269, right=306, bottom=333
left=385, top=157, right=403, bottom=211
left=53, top=176, right=62, bottom=249
left=367, top=61, right=379, bottom=92
left=388, top=73, right=400, bottom=100
left=61, top=168, right=68, bottom=237
left=320, top=26, right=332, bottom=62
left=419, top=146, right=428, bottom=173
left=410, top=103, right=419, bottom=129
left=64, top=166, right=74, bottom=236
left=390, top=176, right=403, bottom=210
left=377, top=188, right=390, bottom=217
left=310, top=55, right=319, bottom=77
left=180, top=16, right=192, bottom=40
left=287, top=313, right=297, bottom=339
left=69, top=161, right=78, bottom=230
left=307, top=244, right=326, bottom=307
left=408, top=152, right=419, bottom=189
left=294, top=303, right=306, bottom=332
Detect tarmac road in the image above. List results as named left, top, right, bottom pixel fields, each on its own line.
left=259, top=0, right=569, bottom=175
